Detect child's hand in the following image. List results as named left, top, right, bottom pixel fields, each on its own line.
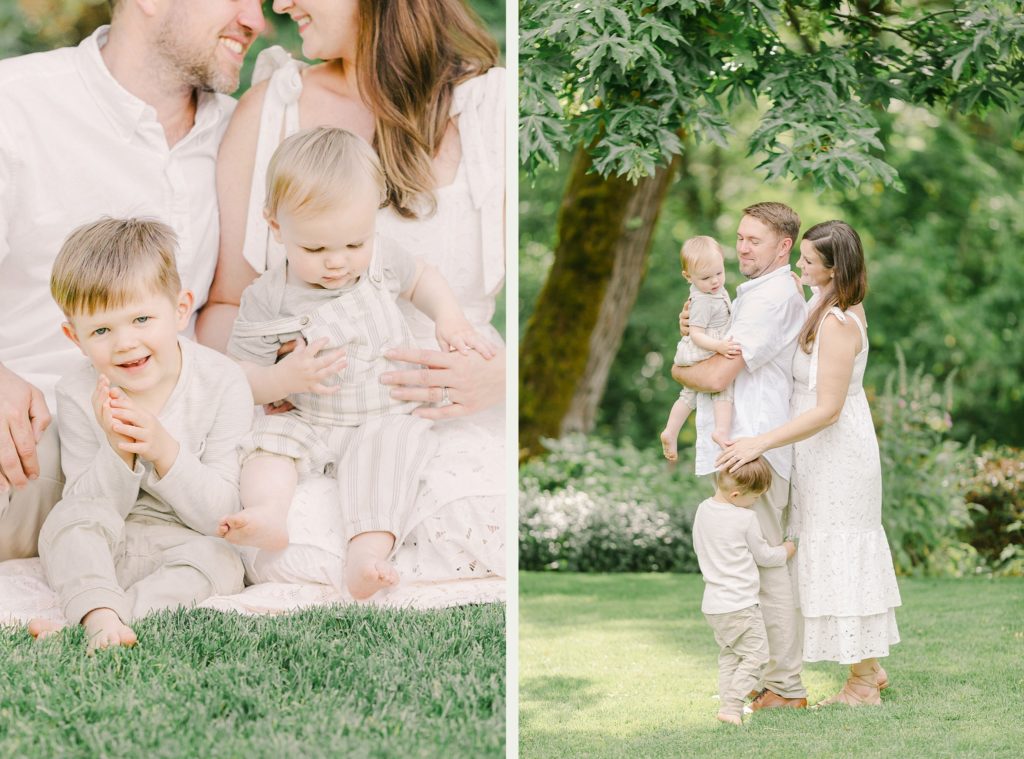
left=91, top=376, right=135, bottom=465
left=277, top=336, right=348, bottom=395
left=107, top=394, right=179, bottom=478
left=435, top=319, right=496, bottom=359
left=716, top=337, right=741, bottom=358
left=783, top=540, right=797, bottom=559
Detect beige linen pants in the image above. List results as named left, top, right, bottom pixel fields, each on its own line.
left=752, top=464, right=806, bottom=698
left=0, top=424, right=63, bottom=560
left=704, top=604, right=769, bottom=718
left=39, top=498, right=244, bottom=625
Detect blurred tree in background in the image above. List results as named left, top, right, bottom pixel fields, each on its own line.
left=518, top=0, right=1024, bottom=457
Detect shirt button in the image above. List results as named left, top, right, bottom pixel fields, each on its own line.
left=300, top=316, right=310, bottom=326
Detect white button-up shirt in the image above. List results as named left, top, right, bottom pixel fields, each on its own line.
left=0, top=27, right=235, bottom=409
left=695, top=265, right=807, bottom=477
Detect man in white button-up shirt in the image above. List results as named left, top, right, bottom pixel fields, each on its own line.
left=0, top=1, right=266, bottom=560
left=674, top=201, right=809, bottom=709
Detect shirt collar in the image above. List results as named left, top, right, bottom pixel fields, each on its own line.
left=76, top=26, right=222, bottom=146
left=735, top=263, right=793, bottom=297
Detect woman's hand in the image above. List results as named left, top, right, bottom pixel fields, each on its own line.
left=715, top=435, right=769, bottom=473
left=380, top=346, right=505, bottom=420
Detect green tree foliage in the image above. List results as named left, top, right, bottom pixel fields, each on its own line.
left=521, top=0, right=1024, bottom=185
left=519, top=0, right=1024, bottom=456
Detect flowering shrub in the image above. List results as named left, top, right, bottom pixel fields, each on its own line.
left=519, top=436, right=705, bottom=572
left=873, top=350, right=976, bottom=575
left=959, top=446, right=1024, bottom=576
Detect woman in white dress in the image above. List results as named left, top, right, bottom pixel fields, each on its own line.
left=196, top=0, right=506, bottom=595
left=716, top=220, right=901, bottom=706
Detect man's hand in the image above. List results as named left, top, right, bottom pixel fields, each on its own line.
left=107, top=393, right=179, bottom=478
left=678, top=297, right=692, bottom=337
left=0, top=365, right=51, bottom=491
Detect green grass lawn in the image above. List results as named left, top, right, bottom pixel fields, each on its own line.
left=520, top=573, right=1024, bottom=759
left=1, top=603, right=504, bottom=758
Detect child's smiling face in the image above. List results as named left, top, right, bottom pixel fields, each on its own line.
left=270, top=191, right=379, bottom=290
left=684, top=255, right=726, bottom=295
left=63, top=289, right=192, bottom=398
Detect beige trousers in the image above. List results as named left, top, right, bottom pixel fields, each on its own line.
left=704, top=604, right=769, bottom=718
left=39, top=498, right=244, bottom=625
left=0, top=423, right=63, bottom=561
left=752, top=464, right=806, bottom=698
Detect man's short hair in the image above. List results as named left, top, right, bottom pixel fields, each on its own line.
left=51, top=218, right=181, bottom=317
left=717, top=457, right=774, bottom=496
left=265, top=127, right=386, bottom=220
left=743, top=201, right=801, bottom=245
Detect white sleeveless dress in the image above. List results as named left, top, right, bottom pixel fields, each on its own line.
left=790, top=304, right=901, bottom=663
left=240, top=48, right=506, bottom=595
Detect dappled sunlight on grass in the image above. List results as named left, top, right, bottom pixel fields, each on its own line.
left=521, top=573, right=1023, bottom=758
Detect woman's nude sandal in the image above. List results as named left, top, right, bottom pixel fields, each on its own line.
left=814, top=669, right=881, bottom=708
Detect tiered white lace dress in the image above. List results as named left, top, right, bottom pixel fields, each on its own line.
left=790, top=305, right=901, bottom=663
left=239, top=48, right=506, bottom=596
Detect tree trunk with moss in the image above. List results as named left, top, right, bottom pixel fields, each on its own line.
left=519, top=147, right=677, bottom=457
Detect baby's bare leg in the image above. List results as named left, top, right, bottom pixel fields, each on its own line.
left=82, top=607, right=137, bottom=654
left=661, top=398, right=693, bottom=461
left=345, top=531, right=399, bottom=600
left=220, top=454, right=297, bottom=550
left=711, top=400, right=733, bottom=449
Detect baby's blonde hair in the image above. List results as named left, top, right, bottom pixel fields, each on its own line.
left=265, top=127, right=387, bottom=220
left=50, top=217, right=181, bottom=318
left=680, top=235, right=725, bottom=276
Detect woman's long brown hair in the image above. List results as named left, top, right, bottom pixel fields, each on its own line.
left=356, top=0, right=499, bottom=218
left=798, top=220, right=868, bottom=352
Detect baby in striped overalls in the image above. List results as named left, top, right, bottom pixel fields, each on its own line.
left=220, top=128, right=495, bottom=600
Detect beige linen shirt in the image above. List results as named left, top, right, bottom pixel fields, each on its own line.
left=692, top=496, right=789, bottom=614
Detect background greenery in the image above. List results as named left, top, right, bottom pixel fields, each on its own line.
left=519, top=39, right=1024, bottom=577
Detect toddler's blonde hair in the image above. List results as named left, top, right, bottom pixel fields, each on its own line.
left=265, top=127, right=387, bottom=220
left=716, top=457, right=773, bottom=496
left=50, top=217, right=181, bottom=318
left=680, top=235, right=725, bottom=276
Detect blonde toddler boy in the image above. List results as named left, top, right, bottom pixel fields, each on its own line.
left=31, top=218, right=253, bottom=652
left=693, top=458, right=796, bottom=724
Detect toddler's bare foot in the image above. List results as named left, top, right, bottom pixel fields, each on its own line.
left=82, top=608, right=136, bottom=654
left=716, top=711, right=742, bottom=726
left=220, top=508, right=289, bottom=551
left=660, top=430, right=678, bottom=461
left=345, top=558, right=399, bottom=600
left=28, top=618, right=65, bottom=641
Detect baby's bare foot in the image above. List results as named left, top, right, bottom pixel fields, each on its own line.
left=28, top=618, right=65, bottom=641
left=82, top=608, right=136, bottom=654
left=716, top=711, right=742, bottom=726
left=220, top=508, right=289, bottom=551
left=660, top=430, right=678, bottom=461
left=345, top=558, right=399, bottom=600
